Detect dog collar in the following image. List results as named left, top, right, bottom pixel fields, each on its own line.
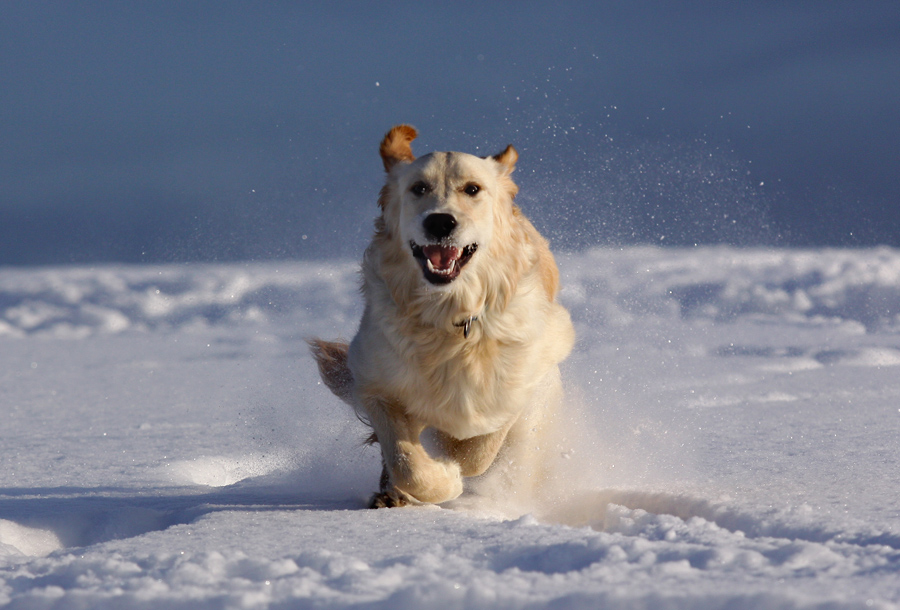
left=453, top=315, right=480, bottom=339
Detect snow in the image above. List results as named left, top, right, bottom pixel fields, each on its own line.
left=2, top=246, right=899, bottom=609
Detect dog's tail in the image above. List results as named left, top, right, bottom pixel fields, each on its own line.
left=308, top=339, right=354, bottom=405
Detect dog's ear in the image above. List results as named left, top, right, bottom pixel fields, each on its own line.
left=492, top=145, right=518, bottom=175
left=379, top=125, right=418, bottom=172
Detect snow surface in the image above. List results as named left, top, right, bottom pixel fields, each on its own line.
left=1, top=246, right=899, bottom=609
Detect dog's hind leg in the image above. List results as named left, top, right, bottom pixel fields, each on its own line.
left=361, top=393, right=463, bottom=506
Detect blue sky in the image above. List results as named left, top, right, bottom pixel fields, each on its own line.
left=2, top=1, right=898, bottom=264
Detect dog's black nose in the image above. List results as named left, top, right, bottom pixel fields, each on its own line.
left=423, top=213, right=457, bottom=240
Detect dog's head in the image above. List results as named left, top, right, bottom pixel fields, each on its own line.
left=377, top=125, right=519, bottom=288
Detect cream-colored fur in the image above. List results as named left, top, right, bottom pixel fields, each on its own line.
left=311, top=125, right=574, bottom=508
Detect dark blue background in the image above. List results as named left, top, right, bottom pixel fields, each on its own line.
left=2, top=2, right=898, bottom=265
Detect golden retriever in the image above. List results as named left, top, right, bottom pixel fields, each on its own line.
left=311, top=125, right=574, bottom=508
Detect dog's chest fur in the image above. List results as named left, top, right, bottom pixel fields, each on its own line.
left=396, top=320, right=538, bottom=439
left=351, top=259, right=552, bottom=440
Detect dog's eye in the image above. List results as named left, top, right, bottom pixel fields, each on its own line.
left=410, top=181, right=429, bottom=197
left=463, top=183, right=481, bottom=196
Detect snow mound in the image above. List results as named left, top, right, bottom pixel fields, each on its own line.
left=0, top=261, right=359, bottom=338
left=561, top=246, right=900, bottom=332
left=0, top=520, right=62, bottom=559
left=166, top=453, right=296, bottom=487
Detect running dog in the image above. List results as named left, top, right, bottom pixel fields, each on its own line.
left=311, top=125, right=574, bottom=508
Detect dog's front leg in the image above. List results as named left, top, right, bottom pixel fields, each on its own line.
left=439, top=421, right=513, bottom=477
left=362, top=395, right=463, bottom=507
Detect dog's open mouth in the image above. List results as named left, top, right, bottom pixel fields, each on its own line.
left=410, top=241, right=477, bottom=285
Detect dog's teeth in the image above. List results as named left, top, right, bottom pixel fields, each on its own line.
left=426, top=260, right=454, bottom=275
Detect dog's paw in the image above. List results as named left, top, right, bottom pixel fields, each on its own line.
left=393, top=446, right=464, bottom=504
left=369, top=489, right=411, bottom=509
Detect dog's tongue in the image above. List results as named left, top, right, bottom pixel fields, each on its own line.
left=422, top=245, right=461, bottom=271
